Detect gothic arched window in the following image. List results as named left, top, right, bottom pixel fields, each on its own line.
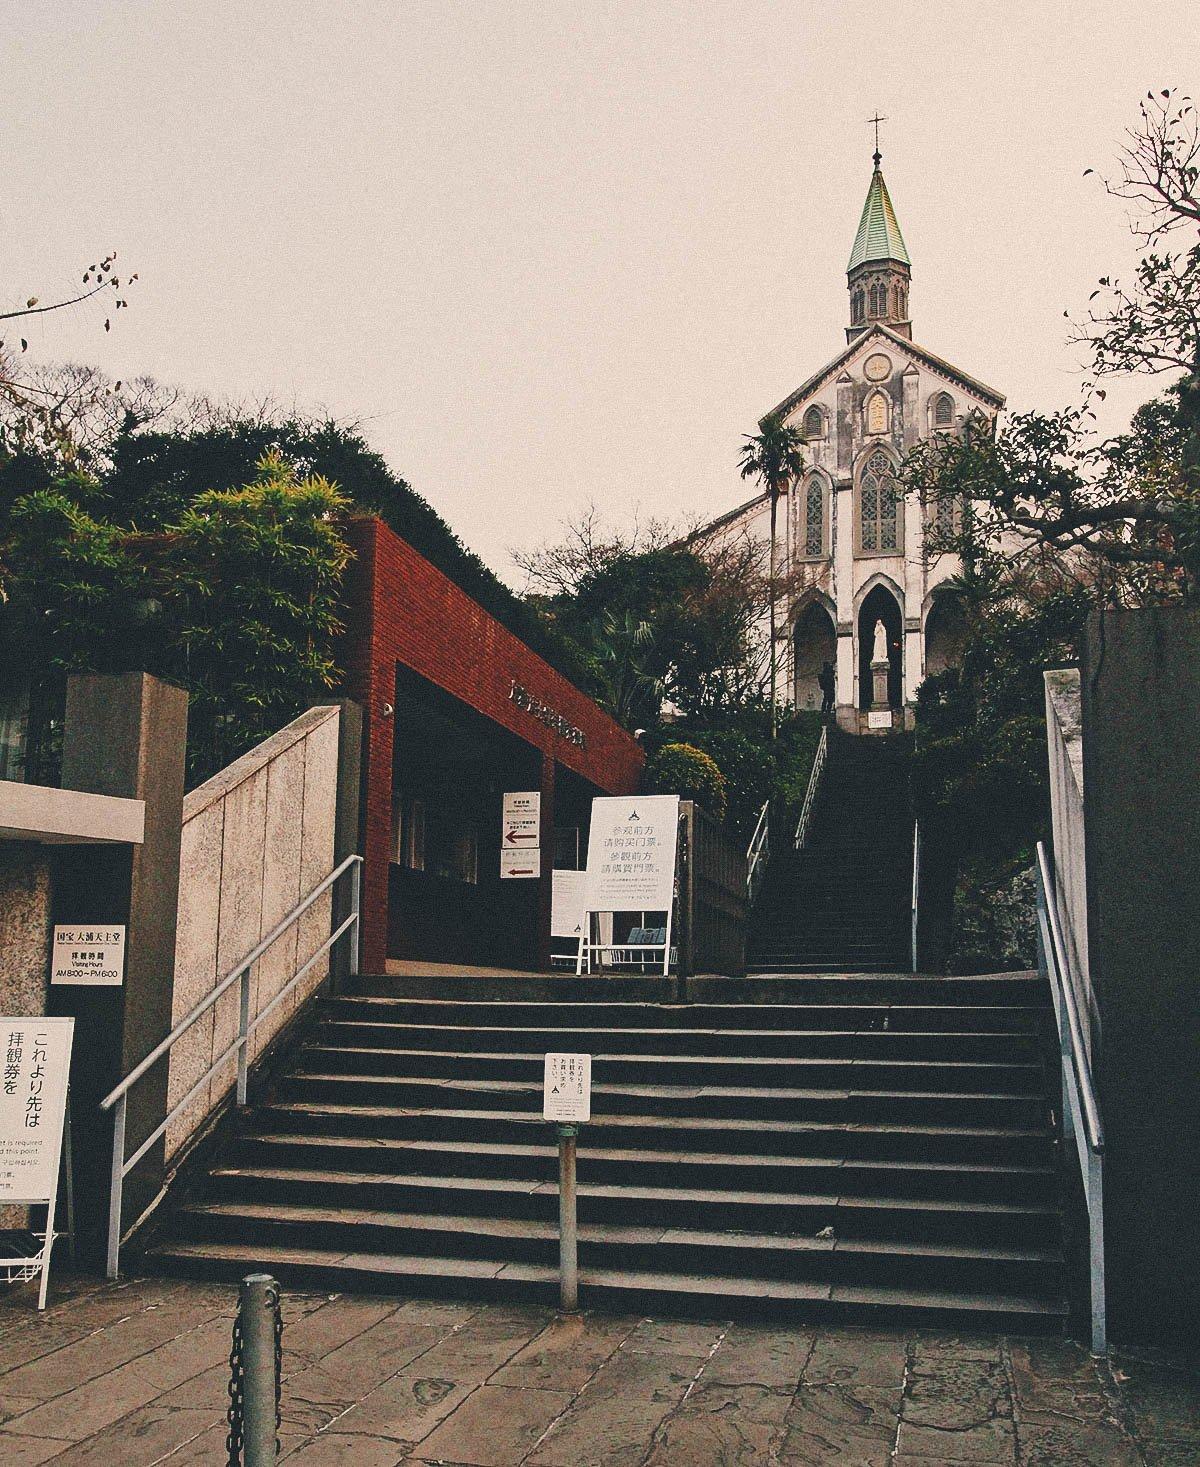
left=858, top=448, right=901, bottom=554
left=803, top=405, right=824, bottom=439
left=934, top=392, right=955, bottom=428
left=851, top=290, right=864, bottom=324
left=799, top=474, right=826, bottom=558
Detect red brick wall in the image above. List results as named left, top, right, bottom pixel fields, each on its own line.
left=339, top=517, right=643, bottom=972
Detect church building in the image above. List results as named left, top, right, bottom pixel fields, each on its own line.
left=702, top=145, right=1005, bottom=730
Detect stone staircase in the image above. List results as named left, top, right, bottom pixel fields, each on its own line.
left=146, top=971, right=1069, bottom=1334
left=749, top=732, right=914, bottom=974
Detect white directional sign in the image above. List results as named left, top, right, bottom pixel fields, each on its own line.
left=500, top=847, right=541, bottom=880
left=543, top=1052, right=591, bottom=1123
left=502, top=791, right=541, bottom=847
left=584, top=795, right=679, bottom=912
left=50, top=926, right=126, bottom=987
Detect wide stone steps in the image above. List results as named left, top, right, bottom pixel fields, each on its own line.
left=145, top=970, right=1069, bottom=1332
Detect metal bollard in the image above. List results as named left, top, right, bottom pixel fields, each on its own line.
left=228, top=1273, right=281, bottom=1466
left=558, top=1124, right=579, bottom=1311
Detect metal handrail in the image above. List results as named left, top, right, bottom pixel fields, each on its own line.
left=910, top=820, right=920, bottom=973
left=1035, top=838, right=1105, bottom=1355
left=100, top=853, right=362, bottom=1278
left=746, top=800, right=770, bottom=902
left=794, top=724, right=828, bottom=850
left=1035, top=842, right=1103, bottom=1153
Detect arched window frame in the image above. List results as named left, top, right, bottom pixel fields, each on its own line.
left=855, top=446, right=903, bottom=557
left=932, top=391, right=955, bottom=430
left=795, top=472, right=829, bottom=561
left=802, top=404, right=825, bottom=440
left=864, top=389, right=890, bottom=436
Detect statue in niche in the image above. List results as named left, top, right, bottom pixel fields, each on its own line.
left=872, top=618, right=888, bottom=665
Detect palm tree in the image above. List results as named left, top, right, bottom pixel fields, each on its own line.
left=738, top=412, right=806, bottom=737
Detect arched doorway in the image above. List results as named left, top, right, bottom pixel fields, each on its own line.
left=793, top=601, right=836, bottom=712
left=857, top=584, right=903, bottom=710
left=924, top=592, right=967, bottom=680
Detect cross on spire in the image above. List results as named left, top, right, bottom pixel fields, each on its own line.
left=867, top=111, right=887, bottom=168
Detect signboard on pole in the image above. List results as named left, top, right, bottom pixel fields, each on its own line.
left=50, top=926, right=126, bottom=987
left=502, top=791, right=541, bottom=848
left=584, top=795, right=679, bottom=912
left=0, top=1016, right=74, bottom=1309
left=501, top=847, right=541, bottom=880
left=501, top=791, right=541, bottom=879
left=551, top=870, right=587, bottom=939
left=543, top=1052, right=591, bottom=1122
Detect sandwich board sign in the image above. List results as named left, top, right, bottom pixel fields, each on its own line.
left=501, top=791, right=541, bottom=879
left=551, top=869, right=587, bottom=940
left=51, top=926, right=126, bottom=986
left=0, top=1016, right=74, bottom=1309
left=577, top=794, right=679, bottom=974
left=543, top=1052, right=591, bottom=1123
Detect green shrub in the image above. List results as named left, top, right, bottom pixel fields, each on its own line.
left=644, top=742, right=728, bottom=821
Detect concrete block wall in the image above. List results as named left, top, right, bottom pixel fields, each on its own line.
left=166, top=705, right=340, bottom=1157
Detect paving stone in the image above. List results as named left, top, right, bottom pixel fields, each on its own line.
left=1017, top=1417, right=1142, bottom=1465
left=0, top=1313, right=232, bottom=1441
left=529, top=1348, right=705, bottom=1467
left=1120, top=1360, right=1200, bottom=1442
left=779, top=1382, right=899, bottom=1465
left=803, top=1328, right=908, bottom=1388
left=326, top=1373, right=475, bottom=1442
left=905, top=1358, right=1012, bottom=1430
left=154, top=1359, right=234, bottom=1410
left=42, top=1404, right=220, bottom=1465
left=285, top=1432, right=408, bottom=1465
left=0, top=1301, right=223, bottom=1400
left=284, top=1315, right=448, bottom=1417
left=897, top=1417, right=1016, bottom=1461
left=398, top=1312, right=546, bottom=1385
left=491, top=1312, right=636, bottom=1390
left=389, top=1298, right=481, bottom=1328
left=703, top=1324, right=816, bottom=1388
left=645, top=1379, right=792, bottom=1465
left=417, top=1383, right=574, bottom=1465
left=281, top=1298, right=401, bottom=1370
left=0, top=1432, right=72, bottom=1465
left=622, top=1318, right=726, bottom=1356
left=0, top=1394, right=42, bottom=1424
left=911, top=1331, right=1006, bottom=1364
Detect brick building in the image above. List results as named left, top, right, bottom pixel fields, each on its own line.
left=340, top=517, right=643, bottom=973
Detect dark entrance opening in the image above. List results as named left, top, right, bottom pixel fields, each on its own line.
left=924, top=591, right=967, bottom=681
left=857, top=584, right=903, bottom=710
left=793, top=600, right=837, bottom=713
left=389, top=666, right=541, bottom=967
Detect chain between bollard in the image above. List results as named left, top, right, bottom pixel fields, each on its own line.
left=227, top=1273, right=282, bottom=1465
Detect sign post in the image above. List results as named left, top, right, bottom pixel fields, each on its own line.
left=577, top=795, right=680, bottom=975
left=0, top=1017, right=74, bottom=1309
left=500, top=791, right=541, bottom=880
left=543, top=1052, right=590, bottom=1311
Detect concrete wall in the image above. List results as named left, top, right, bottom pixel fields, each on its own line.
left=1044, top=668, right=1094, bottom=1061
left=166, top=705, right=340, bottom=1157
left=1080, top=605, right=1200, bottom=1350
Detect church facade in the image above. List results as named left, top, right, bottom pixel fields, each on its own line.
left=702, top=150, right=1005, bottom=731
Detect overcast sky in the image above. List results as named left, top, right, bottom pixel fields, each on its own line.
left=2, top=2, right=1192, bottom=584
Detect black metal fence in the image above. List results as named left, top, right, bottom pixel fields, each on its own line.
left=677, top=800, right=747, bottom=977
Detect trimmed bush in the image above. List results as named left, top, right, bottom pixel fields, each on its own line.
left=644, top=742, right=728, bottom=821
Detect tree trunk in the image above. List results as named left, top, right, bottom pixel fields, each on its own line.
left=769, top=490, right=778, bottom=740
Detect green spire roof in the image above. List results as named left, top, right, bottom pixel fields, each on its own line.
left=847, top=165, right=910, bottom=271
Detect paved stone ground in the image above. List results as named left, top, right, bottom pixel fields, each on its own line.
left=0, top=1276, right=1197, bottom=1464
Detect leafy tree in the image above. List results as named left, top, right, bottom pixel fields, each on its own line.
left=644, top=742, right=728, bottom=821
left=738, top=412, right=806, bottom=737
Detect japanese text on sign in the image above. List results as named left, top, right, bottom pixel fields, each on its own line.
left=584, top=795, right=679, bottom=912
left=543, top=1052, right=591, bottom=1123
left=51, top=926, right=126, bottom=986
left=0, top=1017, right=73, bottom=1202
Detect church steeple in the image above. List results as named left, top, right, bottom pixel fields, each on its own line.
left=846, top=151, right=912, bottom=343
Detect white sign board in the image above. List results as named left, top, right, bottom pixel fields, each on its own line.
left=867, top=710, right=893, bottom=730
left=584, top=795, right=679, bottom=912
left=500, top=847, right=541, bottom=880
left=0, top=1018, right=73, bottom=1203
left=551, top=870, right=587, bottom=939
left=543, top=1052, right=591, bottom=1122
left=51, top=926, right=126, bottom=987
left=502, top=791, right=541, bottom=849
